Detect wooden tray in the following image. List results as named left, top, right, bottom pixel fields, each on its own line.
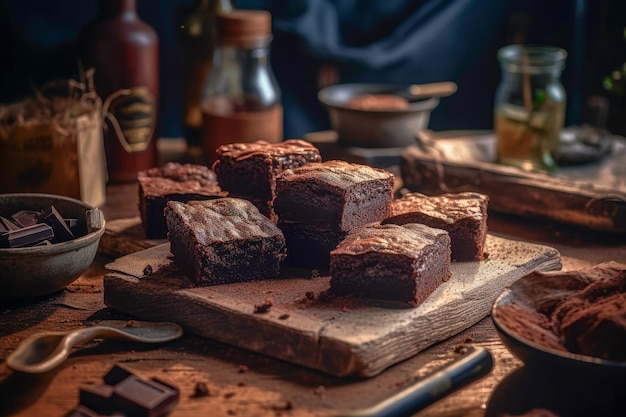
left=103, top=234, right=561, bottom=378
left=401, top=131, right=626, bottom=233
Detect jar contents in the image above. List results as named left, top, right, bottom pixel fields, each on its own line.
left=494, top=45, right=567, bottom=172
left=178, top=0, right=233, bottom=157
left=201, top=10, right=282, bottom=163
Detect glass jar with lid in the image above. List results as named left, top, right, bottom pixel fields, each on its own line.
left=494, top=45, right=567, bottom=172
left=201, top=9, right=282, bottom=162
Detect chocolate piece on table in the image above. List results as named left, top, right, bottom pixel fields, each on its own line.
left=37, top=205, right=75, bottom=243
left=83, top=363, right=179, bottom=417
left=79, top=384, right=115, bottom=415
left=65, top=405, right=110, bottom=417
left=111, top=375, right=179, bottom=417
left=0, top=223, right=54, bottom=248
left=0, top=216, right=20, bottom=232
left=11, top=210, right=41, bottom=227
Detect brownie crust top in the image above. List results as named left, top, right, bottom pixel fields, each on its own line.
left=138, top=162, right=223, bottom=196
left=214, top=139, right=322, bottom=162
left=279, top=160, right=394, bottom=190
left=331, top=223, right=448, bottom=257
left=391, top=192, right=488, bottom=222
left=166, top=198, right=282, bottom=244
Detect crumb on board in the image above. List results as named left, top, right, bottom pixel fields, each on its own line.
left=253, top=298, right=274, bottom=314
left=143, top=264, right=153, bottom=276
left=123, top=320, right=140, bottom=328
left=278, top=314, right=290, bottom=320
left=237, top=365, right=249, bottom=373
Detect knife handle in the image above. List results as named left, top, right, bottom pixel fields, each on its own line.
left=339, top=346, right=493, bottom=417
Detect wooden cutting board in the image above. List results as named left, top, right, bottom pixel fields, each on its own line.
left=103, top=234, right=561, bottom=378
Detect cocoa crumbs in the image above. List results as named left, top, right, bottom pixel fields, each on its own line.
left=271, top=401, right=294, bottom=411
left=454, top=344, right=469, bottom=354
left=237, top=365, right=249, bottom=373
left=278, top=314, right=290, bottom=320
left=123, top=320, right=140, bottom=328
left=191, top=382, right=210, bottom=398
left=253, top=298, right=274, bottom=313
left=143, top=264, right=153, bottom=276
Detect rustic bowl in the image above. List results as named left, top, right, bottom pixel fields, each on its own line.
left=318, top=83, right=440, bottom=148
left=491, top=268, right=626, bottom=380
left=0, top=193, right=105, bottom=299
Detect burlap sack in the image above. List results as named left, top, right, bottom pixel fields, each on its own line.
left=0, top=79, right=106, bottom=207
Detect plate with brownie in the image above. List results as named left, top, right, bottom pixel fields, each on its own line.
left=104, top=143, right=562, bottom=378
left=492, top=262, right=626, bottom=379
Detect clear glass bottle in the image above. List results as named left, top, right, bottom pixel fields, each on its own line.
left=178, top=0, right=233, bottom=158
left=201, top=9, right=282, bottom=163
left=494, top=45, right=567, bottom=172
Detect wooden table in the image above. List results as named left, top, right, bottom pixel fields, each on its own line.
left=1, top=141, right=625, bottom=417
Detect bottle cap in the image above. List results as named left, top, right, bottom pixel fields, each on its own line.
left=216, top=10, right=271, bottom=46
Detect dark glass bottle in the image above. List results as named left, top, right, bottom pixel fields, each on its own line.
left=178, top=0, right=233, bottom=158
left=201, top=10, right=283, bottom=163
left=80, top=0, right=159, bottom=182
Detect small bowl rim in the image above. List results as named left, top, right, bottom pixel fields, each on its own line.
left=318, top=83, right=440, bottom=115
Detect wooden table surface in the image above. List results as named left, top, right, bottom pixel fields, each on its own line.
left=1, top=141, right=626, bottom=417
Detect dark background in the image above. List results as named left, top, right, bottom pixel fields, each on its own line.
left=0, top=0, right=624, bottom=138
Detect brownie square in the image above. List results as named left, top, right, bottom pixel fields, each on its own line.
left=329, top=223, right=451, bottom=306
left=138, top=162, right=226, bottom=239
left=211, top=140, right=322, bottom=220
left=164, top=198, right=286, bottom=285
left=274, top=160, right=394, bottom=231
left=382, top=192, right=489, bottom=261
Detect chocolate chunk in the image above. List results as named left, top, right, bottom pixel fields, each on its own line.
left=38, top=205, right=75, bottom=243
left=65, top=218, right=80, bottom=230
left=80, top=364, right=180, bottom=417
left=65, top=405, right=105, bottom=417
left=11, top=210, right=41, bottom=227
left=79, top=384, right=114, bottom=415
left=0, top=216, right=20, bottom=232
left=103, top=363, right=135, bottom=386
left=0, top=223, right=54, bottom=248
left=112, top=375, right=179, bottom=417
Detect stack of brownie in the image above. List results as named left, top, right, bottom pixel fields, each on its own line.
left=212, top=140, right=322, bottom=222
left=138, top=162, right=226, bottom=239
left=273, top=160, right=395, bottom=271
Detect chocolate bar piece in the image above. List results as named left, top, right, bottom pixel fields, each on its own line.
left=11, top=210, right=41, bottom=227
left=65, top=405, right=119, bottom=417
left=80, top=364, right=179, bottom=417
left=112, top=375, right=179, bottom=417
left=37, top=205, right=75, bottom=243
left=0, top=223, right=54, bottom=248
left=79, top=384, right=114, bottom=415
left=0, top=216, right=20, bottom=233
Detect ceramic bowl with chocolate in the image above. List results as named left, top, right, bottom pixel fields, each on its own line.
left=0, top=193, right=105, bottom=299
left=492, top=262, right=626, bottom=378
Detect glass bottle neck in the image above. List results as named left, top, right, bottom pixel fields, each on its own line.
left=98, top=0, right=137, bottom=19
